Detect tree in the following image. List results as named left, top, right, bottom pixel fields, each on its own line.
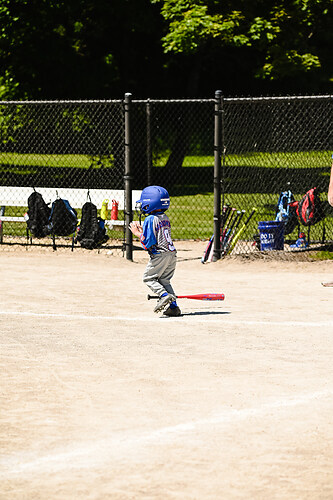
left=1, top=0, right=332, bottom=100
left=152, top=0, right=333, bottom=94
left=0, top=0, right=165, bottom=99
left=150, top=0, right=333, bottom=171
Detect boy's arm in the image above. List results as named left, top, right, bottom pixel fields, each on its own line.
left=130, top=216, right=156, bottom=250
left=129, top=221, right=143, bottom=238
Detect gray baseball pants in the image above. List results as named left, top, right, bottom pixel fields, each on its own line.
left=143, top=251, right=177, bottom=297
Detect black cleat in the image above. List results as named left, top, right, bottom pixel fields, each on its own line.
left=163, top=306, right=182, bottom=317
left=153, top=294, right=175, bottom=313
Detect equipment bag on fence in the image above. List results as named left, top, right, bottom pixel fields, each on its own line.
left=48, top=198, right=77, bottom=236
left=292, top=187, right=324, bottom=226
left=76, top=201, right=109, bottom=249
left=26, top=191, right=51, bottom=238
left=275, top=190, right=298, bottom=235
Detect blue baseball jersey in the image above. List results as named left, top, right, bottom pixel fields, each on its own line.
left=140, top=212, right=176, bottom=255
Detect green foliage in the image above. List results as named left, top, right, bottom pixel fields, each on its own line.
left=152, top=0, right=333, bottom=82
left=0, top=72, right=22, bottom=100
left=0, top=0, right=332, bottom=98
left=152, top=1, right=246, bottom=54
left=0, top=0, right=164, bottom=99
left=259, top=51, right=321, bottom=80
left=311, top=251, right=333, bottom=260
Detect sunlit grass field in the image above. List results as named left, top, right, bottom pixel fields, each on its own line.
left=155, top=150, right=332, bottom=168
left=1, top=151, right=332, bottom=243
left=1, top=150, right=331, bottom=169
left=3, top=191, right=331, bottom=244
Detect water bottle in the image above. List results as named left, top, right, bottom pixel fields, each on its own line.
left=101, top=199, right=109, bottom=220
left=111, top=200, right=119, bottom=220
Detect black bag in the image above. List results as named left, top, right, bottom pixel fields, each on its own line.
left=26, top=191, right=51, bottom=238
left=48, top=198, right=77, bottom=236
left=76, top=201, right=109, bottom=249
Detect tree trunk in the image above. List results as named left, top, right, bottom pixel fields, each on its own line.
left=164, top=53, right=202, bottom=173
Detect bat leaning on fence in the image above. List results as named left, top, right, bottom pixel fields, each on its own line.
left=220, top=207, right=236, bottom=247
left=201, top=233, right=214, bottom=263
left=221, top=208, right=236, bottom=242
left=226, top=208, right=257, bottom=254
left=223, top=210, right=245, bottom=253
left=221, top=205, right=232, bottom=233
left=201, top=205, right=232, bottom=264
left=207, top=207, right=238, bottom=262
left=201, top=204, right=251, bottom=262
left=147, top=293, right=225, bottom=301
left=222, top=209, right=241, bottom=253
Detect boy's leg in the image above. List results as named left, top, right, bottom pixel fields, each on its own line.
left=143, top=253, right=177, bottom=313
left=143, top=253, right=176, bottom=296
left=160, top=252, right=181, bottom=314
left=143, top=256, right=168, bottom=296
left=158, top=252, right=177, bottom=296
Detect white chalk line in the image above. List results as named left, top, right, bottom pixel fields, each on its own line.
left=1, top=389, right=332, bottom=476
left=0, top=309, right=332, bottom=327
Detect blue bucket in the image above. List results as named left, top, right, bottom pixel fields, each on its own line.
left=258, top=221, right=284, bottom=251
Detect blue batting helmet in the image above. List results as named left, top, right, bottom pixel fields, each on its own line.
left=136, top=185, right=170, bottom=214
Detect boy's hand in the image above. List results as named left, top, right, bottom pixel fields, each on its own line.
left=129, top=221, right=143, bottom=238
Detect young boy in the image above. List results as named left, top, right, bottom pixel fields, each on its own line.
left=129, top=185, right=181, bottom=317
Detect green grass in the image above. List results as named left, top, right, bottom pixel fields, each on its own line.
left=311, top=251, right=333, bottom=260
left=168, top=191, right=332, bottom=242
left=225, top=151, right=332, bottom=168
left=0, top=153, right=114, bottom=169
left=154, top=150, right=333, bottom=168
left=1, top=150, right=332, bottom=245
left=0, top=153, right=91, bottom=168
left=3, top=191, right=332, bottom=243
left=1, top=150, right=332, bottom=169
left=168, top=191, right=277, bottom=240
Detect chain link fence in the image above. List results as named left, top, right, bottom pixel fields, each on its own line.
left=130, top=99, right=215, bottom=241
left=0, top=100, right=126, bottom=253
left=130, top=95, right=333, bottom=260
left=217, top=95, right=333, bottom=259
left=0, top=94, right=332, bottom=258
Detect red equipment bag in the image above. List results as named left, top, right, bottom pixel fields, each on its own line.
left=290, top=187, right=324, bottom=226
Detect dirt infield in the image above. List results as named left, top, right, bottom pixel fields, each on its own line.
left=1, top=242, right=333, bottom=499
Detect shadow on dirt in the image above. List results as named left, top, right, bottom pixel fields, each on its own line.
left=180, top=310, right=231, bottom=317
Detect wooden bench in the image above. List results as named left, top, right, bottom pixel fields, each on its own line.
left=0, top=186, right=141, bottom=247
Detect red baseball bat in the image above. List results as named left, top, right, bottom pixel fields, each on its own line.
left=147, top=293, right=225, bottom=301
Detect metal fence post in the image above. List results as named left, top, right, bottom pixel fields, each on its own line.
left=124, top=92, right=133, bottom=261
left=213, top=90, right=223, bottom=260
left=146, top=99, right=152, bottom=186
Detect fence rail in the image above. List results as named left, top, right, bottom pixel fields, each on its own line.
left=0, top=93, right=332, bottom=258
